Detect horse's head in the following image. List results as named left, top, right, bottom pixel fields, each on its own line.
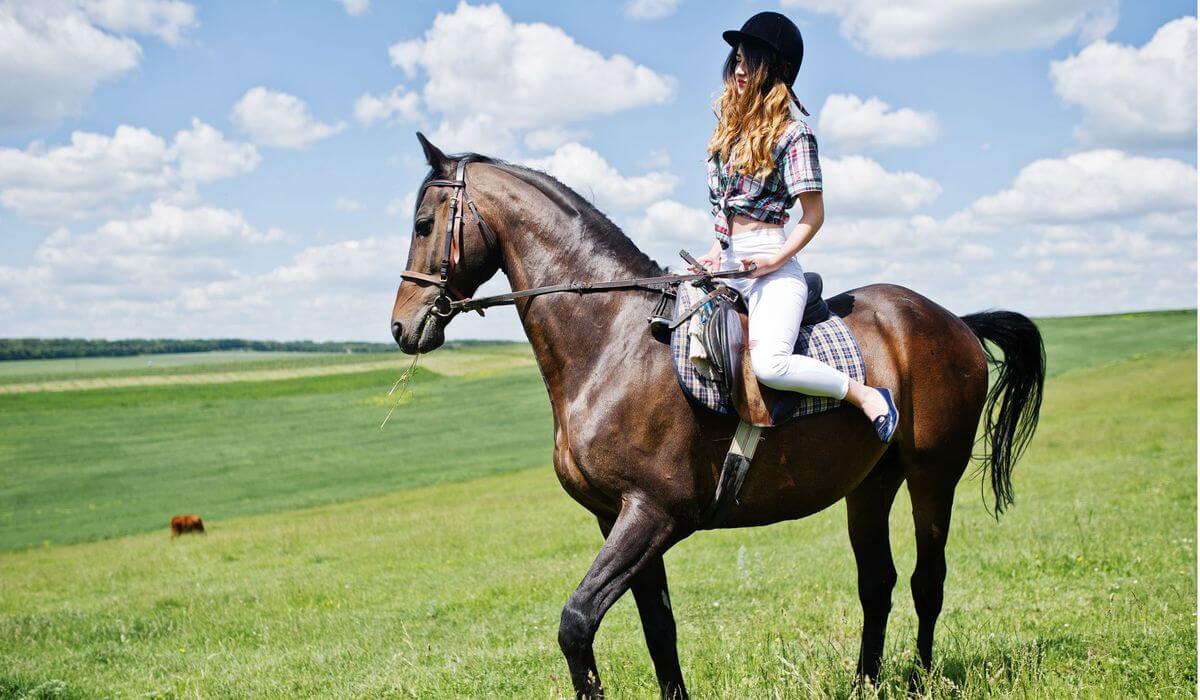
left=391, top=133, right=505, bottom=353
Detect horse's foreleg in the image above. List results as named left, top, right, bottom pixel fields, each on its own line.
left=845, top=451, right=904, bottom=681
left=560, top=501, right=676, bottom=699
left=630, top=554, right=687, bottom=699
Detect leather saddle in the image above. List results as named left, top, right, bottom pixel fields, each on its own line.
left=714, top=272, right=831, bottom=428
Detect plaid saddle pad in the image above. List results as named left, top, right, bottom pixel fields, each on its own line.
left=669, top=283, right=867, bottom=422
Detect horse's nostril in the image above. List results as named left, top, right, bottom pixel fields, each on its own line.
left=391, top=321, right=403, bottom=344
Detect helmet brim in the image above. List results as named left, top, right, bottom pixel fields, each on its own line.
left=722, top=30, right=772, bottom=52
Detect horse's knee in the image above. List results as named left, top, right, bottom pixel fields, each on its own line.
left=558, top=600, right=594, bottom=656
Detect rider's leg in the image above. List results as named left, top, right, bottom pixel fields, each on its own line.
left=743, top=267, right=890, bottom=422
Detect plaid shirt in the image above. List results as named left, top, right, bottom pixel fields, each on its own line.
left=707, top=119, right=823, bottom=248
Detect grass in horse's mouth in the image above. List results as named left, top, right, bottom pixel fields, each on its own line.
left=379, top=352, right=422, bottom=429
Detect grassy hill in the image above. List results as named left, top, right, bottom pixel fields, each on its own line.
left=0, top=310, right=1194, bottom=697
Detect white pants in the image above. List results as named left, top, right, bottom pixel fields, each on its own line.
left=720, top=228, right=851, bottom=399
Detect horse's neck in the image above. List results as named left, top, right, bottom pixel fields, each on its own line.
left=497, top=210, right=661, bottom=392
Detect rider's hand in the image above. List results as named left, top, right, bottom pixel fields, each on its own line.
left=688, top=253, right=721, bottom=274
left=739, top=254, right=782, bottom=278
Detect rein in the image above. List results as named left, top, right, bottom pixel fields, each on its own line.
left=399, top=157, right=756, bottom=318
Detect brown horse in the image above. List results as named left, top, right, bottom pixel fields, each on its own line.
left=391, top=134, right=1045, bottom=699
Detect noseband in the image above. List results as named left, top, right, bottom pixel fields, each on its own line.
left=399, top=157, right=500, bottom=318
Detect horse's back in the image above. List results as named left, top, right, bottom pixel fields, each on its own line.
left=834, top=283, right=989, bottom=458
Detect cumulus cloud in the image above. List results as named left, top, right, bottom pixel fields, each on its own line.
left=818, top=94, right=938, bottom=151
left=354, top=86, right=421, bottom=125
left=1051, top=16, right=1197, bottom=150
left=26, top=200, right=279, bottom=289
left=966, top=149, right=1196, bottom=225
left=170, top=118, right=261, bottom=182
left=335, top=0, right=368, bottom=17
left=0, top=121, right=259, bottom=223
left=626, top=199, right=711, bottom=264
left=624, top=0, right=680, bottom=21
left=232, top=87, right=346, bottom=149
left=0, top=1, right=197, bottom=132
left=781, top=0, right=1117, bottom=58
left=822, top=156, right=942, bottom=216
left=79, top=0, right=197, bottom=44
left=389, top=1, right=674, bottom=155
left=519, top=142, right=677, bottom=214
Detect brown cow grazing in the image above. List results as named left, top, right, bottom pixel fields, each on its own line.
left=170, top=514, right=205, bottom=537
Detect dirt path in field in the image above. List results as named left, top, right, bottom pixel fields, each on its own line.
left=0, top=353, right=536, bottom=394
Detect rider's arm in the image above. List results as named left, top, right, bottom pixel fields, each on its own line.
left=773, top=191, right=823, bottom=264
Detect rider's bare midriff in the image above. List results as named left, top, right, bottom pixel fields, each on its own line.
left=729, top=213, right=784, bottom=235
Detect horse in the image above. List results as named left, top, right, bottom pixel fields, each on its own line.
left=390, top=133, right=1045, bottom=699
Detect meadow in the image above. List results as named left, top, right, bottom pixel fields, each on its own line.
left=0, top=310, right=1194, bottom=697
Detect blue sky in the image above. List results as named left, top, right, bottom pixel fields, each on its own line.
left=0, top=0, right=1195, bottom=342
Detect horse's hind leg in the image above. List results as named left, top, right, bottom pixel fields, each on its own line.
left=905, top=448, right=970, bottom=670
left=845, top=450, right=904, bottom=681
left=560, top=501, right=677, bottom=699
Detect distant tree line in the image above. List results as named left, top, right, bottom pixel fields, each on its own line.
left=0, top=338, right=397, bottom=361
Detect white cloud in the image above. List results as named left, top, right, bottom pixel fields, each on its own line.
left=334, top=197, right=365, bottom=212
left=0, top=1, right=197, bottom=132
left=818, top=94, right=938, bottom=151
left=0, top=5, right=139, bottom=131
left=0, top=122, right=259, bottom=223
left=519, top=142, right=677, bottom=214
left=392, top=1, right=674, bottom=152
left=31, top=200, right=280, bottom=287
left=624, top=0, right=680, bottom=21
left=1051, top=16, right=1197, bottom=150
left=626, top=199, right=711, bottom=264
left=782, top=0, right=1117, bottom=58
left=429, top=113, right=514, bottom=156
left=355, top=86, right=421, bottom=125
left=822, top=156, right=942, bottom=216
left=170, top=118, right=260, bottom=182
left=232, top=87, right=346, bottom=149
left=967, top=149, right=1196, bottom=225
left=79, top=0, right=197, bottom=44
left=0, top=125, right=170, bottom=223
left=335, top=0, right=368, bottom=17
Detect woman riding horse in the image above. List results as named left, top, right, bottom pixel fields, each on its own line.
left=390, top=12, right=1044, bottom=699
left=691, top=11, right=899, bottom=444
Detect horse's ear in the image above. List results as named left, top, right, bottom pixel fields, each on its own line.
left=416, top=132, right=448, bottom=171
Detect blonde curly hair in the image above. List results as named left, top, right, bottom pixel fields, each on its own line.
left=707, top=41, right=796, bottom=180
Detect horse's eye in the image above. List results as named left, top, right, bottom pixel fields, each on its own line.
left=415, top=218, right=433, bottom=237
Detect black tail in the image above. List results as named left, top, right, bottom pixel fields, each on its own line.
left=960, top=311, right=1046, bottom=517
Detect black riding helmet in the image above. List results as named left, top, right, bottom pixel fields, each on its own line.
left=722, top=11, right=808, bottom=115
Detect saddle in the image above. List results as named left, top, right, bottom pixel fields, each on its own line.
left=716, top=272, right=830, bottom=428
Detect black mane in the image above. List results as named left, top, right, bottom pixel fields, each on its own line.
left=430, top=151, right=667, bottom=276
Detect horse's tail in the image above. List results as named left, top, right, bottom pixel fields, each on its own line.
left=960, top=310, right=1046, bottom=517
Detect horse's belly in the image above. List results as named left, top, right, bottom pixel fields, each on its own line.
left=719, top=408, right=887, bottom=528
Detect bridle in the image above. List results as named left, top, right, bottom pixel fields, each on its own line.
left=398, top=157, right=755, bottom=320
left=399, top=157, right=500, bottom=319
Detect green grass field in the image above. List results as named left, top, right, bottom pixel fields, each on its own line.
left=0, top=311, right=1194, bottom=697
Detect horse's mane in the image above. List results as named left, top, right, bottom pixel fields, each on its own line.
left=430, top=152, right=667, bottom=277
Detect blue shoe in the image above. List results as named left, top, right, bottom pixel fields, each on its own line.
left=872, top=388, right=899, bottom=444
